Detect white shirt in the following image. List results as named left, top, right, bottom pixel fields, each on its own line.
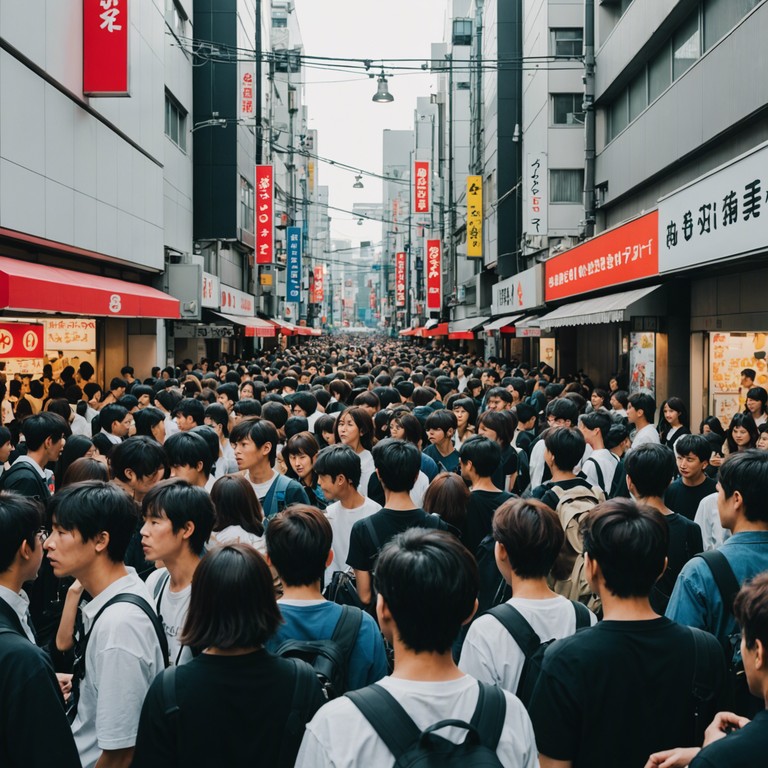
left=221, top=440, right=238, bottom=474
left=325, top=497, right=381, bottom=574
left=631, top=423, right=660, bottom=449
left=694, top=492, right=731, bottom=551
left=358, top=449, right=375, bottom=497
left=99, top=428, right=122, bottom=446
left=580, top=448, right=619, bottom=495
left=145, top=568, right=193, bottom=666
left=0, top=586, right=35, bottom=643
left=459, top=595, right=597, bottom=693
left=410, top=470, right=429, bottom=509
left=247, top=469, right=279, bottom=502
left=210, top=525, right=266, bottom=555
left=73, top=569, right=165, bottom=768
left=295, top=674, right=538, bottom=768
left=70, top=412, right=91, bottom=438
left=164, top=414, right=180, bottom=438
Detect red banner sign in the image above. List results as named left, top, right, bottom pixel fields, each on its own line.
left=0, top=324, right=44, bottom=359
left=255, top=165, right=274, bottom=265
left=240, top=70, right=254, bottom=117
left=426, top=239, right=442, bottom=311
left=545, top=210, right=659, bottom=301
left=414, top=161, right=430, bottom=214
left=83, top=0, right=129, bottom=96
left=395, top=252, right=406, bottom=307
left=313, top=265, right=324, bottom=303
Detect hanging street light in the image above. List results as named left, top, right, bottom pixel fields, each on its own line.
left=353, top=175, right=364, bottom=189
left=372, top=71, right=394, bottom=103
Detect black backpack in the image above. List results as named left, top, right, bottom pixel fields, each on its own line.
left=346, top=681, right=507, bottom=767
left=487, top=600, right=591, bottom=707
left=273, top=604, right=363, bottom=700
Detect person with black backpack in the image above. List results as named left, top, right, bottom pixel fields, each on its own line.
left=296, top=527, right=538, bottom=767
left=460, top=497, right=595, bottom=705
left=265, top=504, right=387, bottom=695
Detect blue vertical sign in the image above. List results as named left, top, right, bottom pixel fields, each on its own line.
left=286, top=226, right=301, bottom=303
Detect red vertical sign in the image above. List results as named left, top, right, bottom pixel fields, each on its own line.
left=83, top=0, right=130, bottom=96
left=414, top=161, right=430, bottom=214
left=314, top=265, right=324, bottom=303
left=255, top=165, right=274, bottom=265
left=395, top=252, right=406, bottom=307
left=426, top=239, right=442, bottom=311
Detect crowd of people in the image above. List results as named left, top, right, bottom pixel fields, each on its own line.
left=1, top=339, right=767, bottom=767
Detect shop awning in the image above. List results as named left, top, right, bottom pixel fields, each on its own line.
left=423, top=318, right=439, bottom=330
left=268, top=318, right=298, bottom=336
left=423, top=322, right=449, bottom=337
left=536, top=285, right=661, bottom=329
left=297, top=326, right=321, bottom=337
left=0, top=255, right=179, bottom=318
left=448, top=316, right=489, bottom=340
left=399, top=327, right=420, bottom=336
left=483, top=314, right=525, bottom=333
left=214, top=313, right=276, bottom=338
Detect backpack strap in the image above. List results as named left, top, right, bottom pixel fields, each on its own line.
left=280, top=657, right=321, bottom=768
left=346, top=683, right=420, bottom=760
left=690, top=626, right=718, bottom=743
left=696, top=550, right=740, bottom=615
left=469, top=681, right=507, bottom=750
left=363, top=515, right=382, bottom=553
left=331, top=605, right=363, bottom=651
left=262, top=473, right=293, bottom=519
left=571, top=600, right=591, bottom=629
left=584, top=457, right=605, bottom=492
left=153, top=570, right=172, bottom=611
left=487, top=603, right=540, bottom=659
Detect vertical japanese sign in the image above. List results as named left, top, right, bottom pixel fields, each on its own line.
left=414, top=161, right=430, bottom=214
left=466, top=176, right=483, bottom=258
left=286, top=227, right=301, bottom=303
left=240, top=70, right=254, bottom=118
left=313, top=265, right=324, bottom=303
left=255, top=165, right=273, bottom=265
left=426, top=239, right=442, bottom=311
left=83, top=0, right=129, bottom=96
left=525, top=153, right=548, bottom=235
left=395, top=252, right=406, bottom=307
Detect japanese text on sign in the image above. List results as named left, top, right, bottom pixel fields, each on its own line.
left=83, top=0, right=130, bottom=96
left=426, top=239, right=442, bottom=311
left=45, top=319, right=97, bottom=351
left=525, top=153, right=548, bottom=235
left=240, top=70, right=254, bottom=117
left=255, top=165, right=274, bottom=265
left=395, top=252, right=406, bottom=307
left=414, top=162, right=430, bottom=214
left=286, top=227, right=302, bottom=302
left=467, top=176, right=483, bottom=258
left=313, top=265, right=324, bottom=303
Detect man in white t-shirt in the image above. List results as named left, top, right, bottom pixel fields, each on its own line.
left=315, top=444, right=381, bottom=576
left=296, top=528, right=538, bottom=768
left=578, top=410, right=619, bottom=495
left=628, top=392, right=660, bottom=450
left=44, top=482, right=167, bottom=768
left=141, top=479, right=215, bottom=665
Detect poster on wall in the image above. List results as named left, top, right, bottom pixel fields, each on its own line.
left=713, top=393, right=742, bottom=432
left=540, top=338, right=556, bottom=373
left=629, top=332, right=655, bottom=397
left=710, top=332, right=768, bottom=393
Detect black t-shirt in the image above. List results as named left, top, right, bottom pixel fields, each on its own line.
left=651, top=513, right=704, bottom=614
left=423, top=443, right=460, bottom=473
left=464, top=489, right=513, bottom=554
left=690, top=710, right=768, bottom=767
left=491, top=446, right=519, bottom=493
left=132, top=650, right=324, bottom=768
left=664, top=476, right=717, bottom=521
left=529, top=617, right=727, bottom=768
left=347, top=507, right=448, bottom=571
left=531, top=477, right=595, bottom=512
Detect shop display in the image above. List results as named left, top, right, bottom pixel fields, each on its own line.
left=710, top=332, right=768, bottom=391
left=630, top=332, right=655, bottom=397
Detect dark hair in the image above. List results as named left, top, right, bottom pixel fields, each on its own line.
left=486, top=386, right=513, bottom=405
left=62, top=457, right=109, bottom=486
left=425, top=409, right=458, bottom=435
left=545, top=397, right=580, bottom=425
left=624, top=443, right=676, bottom=498
left=0, top=493, right=43, bottom=573
left=412, top=387, right=436, bottom=407
left=422, top=472, right=469, bottom=530
left=165, top=431, right=213, bottom=478
left=605, top=423, right=630, bottom=450
left=493, top=497, right=564, bottom=579
left=700, top=416, right=726, bottom=438
left=180, top=544, right=281, bottom=650
left=229, top=418, right=278, bottom=467
left=284, top=416, right=309, bottom=440
left=734, top=572, right=768, bottom=651
left=581, top=498, right=668, bottom=598
left=372, top=438, right=420, bottom=493
left=217, top=383, right=239, bottom=405
left=54, top=435, right=95, bottom=488
left=514, top=403, right=536, bottom=425
left=658, top=396, right=689, bottom=438
left=375, top=528, right=478, bottom=654
left=203, top=403, right=229, bottom=439
left=314, top=444, right=361, bottom=489
left=234, top=399, right=262, bottom=418
left=591, top=388, right=609, bottom=408
left=266, top=505, right=332, bottom=586
left=290, top=391, right=317, bottom=417
left=459, top=435, right=501, bottom=478
left=142, top=478, right=215, bottom=556
left=745, top=387, right=768, bottom=416
left=173, top=398, right=205, bottom=426
left=389, top=412, right=425, bottom=447
left=628, top=392, right=656, bottom=423
left=543, top=427, right=585, bottom=471
left=741, top=368, right=757, bottom=380
left=674, top=433, right=712, bottom=463
left=261, top=401, right=288, bottom=430
left=579, top=411, right=612, bottom=441
left=45, top=398, right=73, bottom=426
left=99, top=403, right=129, bottom=435
left=313, top=414, right=336, bottom=448
left=209, top=475, right=264, bottom=536
left=21, top=412, right=69, bottom=451
left=334, top=406, right=374, bottom=451
left=718, top=450, right=768, bottom=522
left=451, top=396, right=478, bottom=427
left=49, top=481, right=139, bottom=563
left=611, top=390, right=629, bottom=409
left=110, top=436, right=169, bottom=483
left=134, top=407, right=165, bottom=440
left=155, top=389, right=181, bottom=414
left=477, top=410, right=513, bottom=449
left=726, top=412, right=759, bottom=453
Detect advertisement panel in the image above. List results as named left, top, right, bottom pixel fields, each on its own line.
left=491, top=265, right=543, bottom=315
left=414, top=161, right=430, bottom=214
left=83, top=0, right=129, bottom=96
left=313, top=264, right=324, bottom=303
left=201, top=272, right=220, bottom=309
left=525, top=153, right=547, bottom=235
left=255, top=165, right=274, bottom=265
left=426, top=239, right=442, bottom=311
left=467, top=176, right=482, bottom=258
left=286, top=227, right=302, bottom=303
left=0, top=324, right=44, bottom=359
left=395, top=252, right=406, bottom=307
left=219, top=285, right=255, bottom=317
left=240, top=69, right=255, bottom=118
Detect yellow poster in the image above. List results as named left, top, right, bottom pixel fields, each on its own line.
left=467, top=176, right=482, bottom=258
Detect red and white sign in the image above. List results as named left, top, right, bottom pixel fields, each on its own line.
left=255, top=165, right=274, bottom=265
left=313, top=265, right=324, bottom=303
left=201, top=272, right=220, bottom=309
left=395, top=252, right=406, bottom=307
left=240, top=70, right=255, bottom=117
left=220, top=285, right=255, bottom=317
left=545, top=211, right=659, bottom=301
left=83, top=0, right=129, bottom=97
left=426, top=239, right=442, bottom=311
left=0, top=324, right=44, bottom=359
left=414, top=161, right=430, bottom=214
left=44, top=319, right=97, bottom=351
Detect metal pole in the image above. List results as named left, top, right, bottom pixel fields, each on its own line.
left=255, top=0, right=263, bottom=164
left=584, top=0, right=596, bottom=238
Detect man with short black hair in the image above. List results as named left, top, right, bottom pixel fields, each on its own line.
left=216, top=383, right=239, bottom=415
left=486, top=386, right=513, bottom=412
left=578, top=410, right=618, bottom=495
left=173, top=398, right=205, bottom=432
left=528, top=398, right=582, bottom=488
left=628, top=393, right=660, bottom=449
left=92, top=403, right=132, bottom=456
left=110, top=436, right=168, bottom=504
left=665, top=434, right=717, bottom=521
left=423, top=409, right=460, bottom=473
left=165, top=431, right=214, bottom=490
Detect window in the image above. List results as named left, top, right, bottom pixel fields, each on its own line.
left=552, top=28, right=583, bottom=57
left=648, top=44, right=671, bottom=102
left=165, top=0, right=186, bottom=38
left=550, top=170, right=584, bottom=204
left=164, top=93, right=187, bottom=151
left=272, top=15, right=287, bottom=27
left=552, top=94, right=584, bottom=125
left=628, top=71, right=647, bottom=122
left=673, top=9, right=700, bottom=80
left=704, top=0, right=760, bottom=51
left=240, top=178, right=254, bottom=234
left=609, top=93, right=628, bottom=140
left=452, top=18, right=473, bottom=46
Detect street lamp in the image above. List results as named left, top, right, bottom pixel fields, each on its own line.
left=352, top=175, right=364, bottom=189
left=372, top=72, right=394, bottom=103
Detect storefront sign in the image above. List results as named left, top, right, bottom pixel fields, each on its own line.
left=517, top=327, right=541, bottom=338
left=545, top=211, right=659, bottom=301
left=219, top=285, right=254, bottom=316
left=492, top=264, right=543, bottom=315
left=313, top=264, right=324, bottom=303
left=45, top=319, right=96, bottom=351
left=395, top=252, right=406, bottom=307
left=414, top=161, right=430, bottom=214
left=658, top=142, right=768, bottom=274
left=0, top=324, right=44, bottom=359
left=240, top=70, right=254, bottom=118
left=630, top=332, right=656, bottom=397
left=467, top=176, right=482, bottom=258
left=255, top=165, right=274, bottom=265
left=83, top=0, right=129, bottom=96
left=286, top=226, right=301, bottom=303
left=175, top=324, right=235, bottom=339
left=525, top=153, right=548, bottom=235
left=201, top=272, right=220, bottom=309
left=426, top=239, right=442, bottom=311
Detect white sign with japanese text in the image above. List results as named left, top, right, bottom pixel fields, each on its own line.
left=201, top=272, right=220, bottom=309
left=658, top=141, right=768, bottom=274
left=525, top=153, right=548, bottom=235
left=220, top=285, right=255, bottom=317
left=491, top=265, right=543, bottom=316
left=44, top=319, right=97, bottom=351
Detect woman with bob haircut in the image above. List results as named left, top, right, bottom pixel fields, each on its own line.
left=422, top=471, right=470, bottom=534
left=284, top=431, right=327, bottom=510
left=333, top=406, right=375, bottom=496
left=132, top=544, right=324, bottom=768
left=209, top=474, right=265, bottom=552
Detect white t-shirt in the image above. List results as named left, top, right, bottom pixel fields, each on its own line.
left=73, top=570, right=165, bottom=768
left=325, top=497, right=381, bottom=574
left=693, top=491, right=731, bottom=551
left=459, top=595, right=597, bottom=693
left=631, top=423, right=660, bottom=449
left=210, top=524, right=266, bottom=554
left=295, top=674, right=538, bottom=768
left=145, top=568, right=193, bottom=666
left=410, top=470, right=429, bottom=509
left=248, top=470, right=279, bottom=502
left=358, top=450, right=375, bottom=497
left=580, top=448, right=619, bottom=495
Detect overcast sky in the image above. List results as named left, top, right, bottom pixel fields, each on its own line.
left=291, top=0, right=447, bottom=247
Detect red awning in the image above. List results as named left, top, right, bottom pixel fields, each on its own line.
left=448, top=331, right=474, bottom=340
left=423, top=322, right=449, bottom=337
left=0, top=255, right=179, bottom=318
left=215, top=313, right=275, bottom=338
left=268, top=318, right=298, bottom=336
left=399, top=327, right=420, bottom=336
